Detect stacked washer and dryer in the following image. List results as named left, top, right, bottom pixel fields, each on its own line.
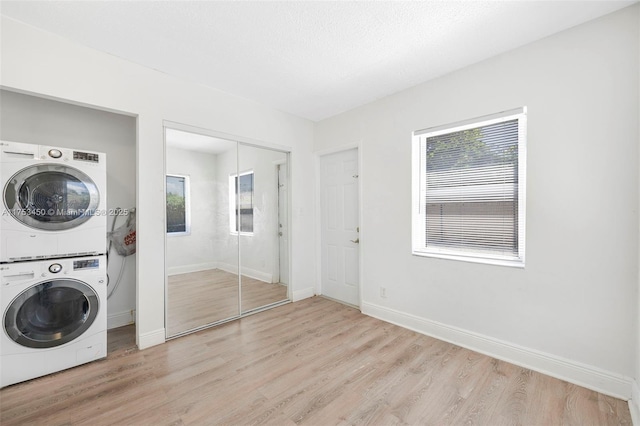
left=0, top=141, right=108, bottom=387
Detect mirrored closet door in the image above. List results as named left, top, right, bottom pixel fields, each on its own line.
left=239, top=144, right=289, bottom=314
left=164, top=126, right=290, bottom=338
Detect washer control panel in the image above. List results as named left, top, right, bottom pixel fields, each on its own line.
left=73, top=151, right=100, bottom=163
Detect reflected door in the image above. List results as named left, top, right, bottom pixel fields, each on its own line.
left=277, top=163, right=289, bottom=286
left=238, top=144, right=289, bottom=314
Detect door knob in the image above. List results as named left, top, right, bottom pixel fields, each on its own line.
left=350, top=238, right=359, bottom=244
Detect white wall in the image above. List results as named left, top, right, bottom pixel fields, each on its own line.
left=0, top=89, right=137, bottom=329
left=166, top=147, right=218, bottom=274
left=0, top=16, right=317, bottom=349
left=315, top=5, right=639, bottom=399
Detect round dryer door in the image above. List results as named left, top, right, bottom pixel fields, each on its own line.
left=3, top=164, right=100, bottom=231
left=4, top=279, right=99, bottom=349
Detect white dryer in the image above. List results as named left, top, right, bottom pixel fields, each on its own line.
left=1, top=141, right=107, bottom=262
left=0, top=255, right=107, bottom=387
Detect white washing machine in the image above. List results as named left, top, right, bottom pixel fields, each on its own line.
left=1, top=141, right=107, bottom=262
left=0, top=255, right=107, bottom=388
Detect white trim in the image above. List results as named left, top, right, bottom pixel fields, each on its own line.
left=107, top=310, right=135, bottom=330
left=138, top=328, right=165, bottom=350
left=357, top=143, right=363, bottom=309
left=362, top=301, right=632, bottom=399
left=292, top=286, right=315, bottom=302
left=630, top=380, right=640, bottom=426
left=414, top=107, right=526, bottom=137
left=217, top=261, right=272, bottom=284
left=284, top=153, right=292, bottom=299
left=411, top=250, right=526, bottom=269
left=314, top=152, right=322, bottom=297
left=162, top=124, right=169, bottom=341
left=167, top=262, right=219, bottom=276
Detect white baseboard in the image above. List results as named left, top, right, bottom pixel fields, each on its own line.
left=630, top=380, right=640, bottom=426
left=167, top=262, right=218, bottom=276
left=362, top=301, right=632, bottom=400
left=292, top=286, right=315, bottom=302
left=218, top=261, right=272, bottom=283
left=107, top=310, right=135, bottom=330
left=138, top=328, right=165, bottom=350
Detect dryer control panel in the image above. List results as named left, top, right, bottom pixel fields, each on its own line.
left=73, top=258, right=100, bottom=270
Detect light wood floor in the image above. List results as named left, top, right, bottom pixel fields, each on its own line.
left=0, top=297, right=631, bottom=425
left=167, top=269, right=288, bottom=336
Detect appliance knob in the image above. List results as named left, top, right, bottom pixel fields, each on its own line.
left=48, top=263, right=63, bottom=274
left=48, top=149, right=63, bottom=158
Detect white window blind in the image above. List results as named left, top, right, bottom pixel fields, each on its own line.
left=412, top=108, right=526, bottom=266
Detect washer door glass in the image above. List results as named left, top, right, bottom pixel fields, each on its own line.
left=3, top=164, right=100, bottom=231
left=4, top=279, right=99, bottom=349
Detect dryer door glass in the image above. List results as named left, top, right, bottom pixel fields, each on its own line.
left=4, top=165, right=100, bottom=231
left=4, top=279, right=99, bottom=349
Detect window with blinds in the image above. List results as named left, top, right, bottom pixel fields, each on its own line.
left=412, top=108, right=526, bottom=266
left=228, top=170, right=254, bottom=235
left=166, top=174, right=190, bottom=235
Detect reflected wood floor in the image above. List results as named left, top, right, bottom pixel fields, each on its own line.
left=167, top=269, right=288, bottom=336
left=0, top=297, right=631, bottom=425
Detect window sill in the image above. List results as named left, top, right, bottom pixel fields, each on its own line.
left=230, top=231, right=254, bottom=237
left=167, top=231, right=190, bottom=237
left=412, top=250, right=525, bottom=269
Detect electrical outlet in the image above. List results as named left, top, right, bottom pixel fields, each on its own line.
left=380, top=287, right=387, bottom=298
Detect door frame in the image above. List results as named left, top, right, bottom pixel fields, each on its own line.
left=315, top=142, right=363, bottom=309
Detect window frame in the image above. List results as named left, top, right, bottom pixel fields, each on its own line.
left=166, top=174, right=191, bottom=237
left=229, top=170, right=254, bottom=236
left=411, top=107, right=527, bottom=268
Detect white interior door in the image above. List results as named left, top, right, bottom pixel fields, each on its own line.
left=320, top=148, right=359, bottom=306
left=278, top=163, right=289, bottom=285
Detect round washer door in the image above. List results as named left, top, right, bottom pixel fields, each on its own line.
left=3, top=164, right=100, bottom=231
left=4, top=279, right=99, bottom=349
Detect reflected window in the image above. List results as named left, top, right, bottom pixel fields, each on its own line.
left=229, top=171, right=254, bottom=235
left=166, top=174, right=190, bottom=235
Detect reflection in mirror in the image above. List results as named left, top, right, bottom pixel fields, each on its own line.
left=238, top=144, right=289, bottom=313
left=165, top=128, right=239, bottom=337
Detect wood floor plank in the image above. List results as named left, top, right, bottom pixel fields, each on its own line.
left=0, top=297, right=632, bottom=425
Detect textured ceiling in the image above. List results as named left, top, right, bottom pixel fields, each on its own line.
left=1, top=1, right=635, bottom=121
